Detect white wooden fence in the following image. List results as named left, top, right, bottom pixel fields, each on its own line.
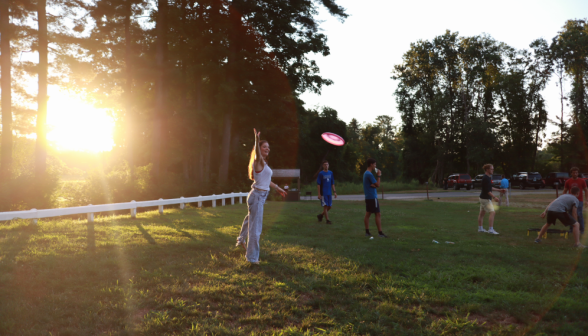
left=0, top=192, right=249, bottom=224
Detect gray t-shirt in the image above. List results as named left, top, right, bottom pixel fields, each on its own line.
left=548, top=194, right=580, bottom=213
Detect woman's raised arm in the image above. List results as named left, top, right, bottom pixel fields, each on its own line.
left=253, top=128, right=264, bottom=171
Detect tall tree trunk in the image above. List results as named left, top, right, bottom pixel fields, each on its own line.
left=0, top=0, right=12, bottom=181
left=218, top=3, right=240, bottom=185
left=35, top=0, right=48, bottom=179
left=197, top=150, right=204, bottom=183
left=218, top=111, right=232, bottom=185
left=152, top=0, right=168, bottom=185
left=204, top=129, right=212, bottom=182
left=559, top=69, right=565, bottom=171
left=179, top=0, right=190, bottom=184
left=124, top=2, right=134, bottom=178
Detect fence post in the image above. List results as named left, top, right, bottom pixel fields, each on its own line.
left=222, top=193, right=226, bottom=206
left=130, top=200, right=137, bottom=219
left=231, top=192, right=235, bottom=205
left=212, top=194, right=216, bottom=208
left=158, top=198, right=164, bottom=215
left=30, top=208, right=38, bottom=225
left=87, top=204, right=94, bottom=223
left=426, top=182, right=429, bottom=200
left=180, top=196, right=185, bottom=210
left=198, top=195, right=202, bottom=208
left=239, top=195, right=243, bottom=204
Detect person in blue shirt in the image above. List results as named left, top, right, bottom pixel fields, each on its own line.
left=317, top=160, right=337, bottom=224
left=363, top=158, right=388, bottom=238
left=499, top=177, right=509, bottom=206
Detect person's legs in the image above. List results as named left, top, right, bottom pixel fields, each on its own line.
left=505, top=189, right=509, bottom=207
left=322, top=206, right=329, bottom=219
left=237, top=190, right=255, bottom=246
left=364, top=212, right=371, bottom=230
left=375, top=213, right=382, bottom=232
left=246, top=191, right=267, bottom=263
left=536, top=223, right=550, bottom=240
left=236, top=214, right=249, bottom=249
left=478, top=209, right=486, bottom=228
left=488, top=211, right=496, bottom=229
left=577, top=203, right=584, bottom=234
left=572, top=223, right=581, bottom=245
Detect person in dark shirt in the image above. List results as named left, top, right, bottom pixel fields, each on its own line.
left=478, top=164, right=505, bottom=234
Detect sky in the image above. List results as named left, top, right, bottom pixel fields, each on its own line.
left=299, top=0, right=588, bottom=139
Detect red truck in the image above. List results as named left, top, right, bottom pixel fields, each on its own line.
left=544, top=172, right=570, bottom=189
left=447, top=173, right=472, bottom=190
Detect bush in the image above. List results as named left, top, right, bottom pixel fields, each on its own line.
left=59, top=162, right=152, bottom=206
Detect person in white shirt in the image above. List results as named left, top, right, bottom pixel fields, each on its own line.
left=236, top=129, right=287, bottom=264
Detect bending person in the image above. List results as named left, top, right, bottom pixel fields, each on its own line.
left=536, top=186, right=585, bottom=248
left=236, top=128, right=287, bottom=264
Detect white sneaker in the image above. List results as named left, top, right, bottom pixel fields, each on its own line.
left=487, top=229, right=499, bottom=235
left=478, top=227, right=488, bottom=233
left=574, top=243, right=586, bottom=249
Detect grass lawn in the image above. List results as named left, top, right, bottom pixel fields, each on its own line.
left=1, top=199, right=587, bottom=335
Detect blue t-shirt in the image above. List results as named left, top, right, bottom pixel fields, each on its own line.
left=501, top=178, right=509, bottom=189
left=317, top=170, right=334, bottom=196
left=363, top=171, right=378, bottom=200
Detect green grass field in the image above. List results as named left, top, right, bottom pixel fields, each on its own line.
left=1, top=199, right=587, bottom=335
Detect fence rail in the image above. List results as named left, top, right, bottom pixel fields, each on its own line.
left=0, top=192, right=249, bottom=224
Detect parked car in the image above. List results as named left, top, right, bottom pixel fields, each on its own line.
left=544, top=172, right=570, bottom=189
left=511, top=172, right=543, bottom=189
left=472, top=174, right=503, bottom=189
left=447, top=173, right=472, bottom=190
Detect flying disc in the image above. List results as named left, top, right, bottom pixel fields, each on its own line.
left=321, top=132, right=345, bottom=146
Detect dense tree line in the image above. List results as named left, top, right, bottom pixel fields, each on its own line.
left=394, top=20, right=588, bottom=184
left=0, top=0, right=354, bottom=209
left=0, top=3, right=586, bottom=210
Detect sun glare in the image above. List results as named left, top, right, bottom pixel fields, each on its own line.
left=46, top=90, right=115, bottom=152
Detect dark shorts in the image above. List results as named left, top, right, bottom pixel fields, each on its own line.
left=365, top=199, right=380, bottom=213
left=546, top=211, right=577, bottom=227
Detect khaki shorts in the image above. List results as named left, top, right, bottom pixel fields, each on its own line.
left=479, top=198, right=495, bottom=213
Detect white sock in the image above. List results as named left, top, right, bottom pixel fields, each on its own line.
left=488, top=227, right=494, bottom=231
left=479, top=226, right=484, bottom=230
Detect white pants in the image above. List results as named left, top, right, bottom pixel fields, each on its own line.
left=237, top=189, right=268, bottom=262
left=499, top=189, right=509, bottom=206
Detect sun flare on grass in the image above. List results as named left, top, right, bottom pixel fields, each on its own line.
left=47, top=91, right=115, bottom=152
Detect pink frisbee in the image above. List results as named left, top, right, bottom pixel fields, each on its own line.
left=321, top=132, right=345, bottom=146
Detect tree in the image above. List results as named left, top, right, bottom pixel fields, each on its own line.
left=551, top=19, right=588, bottom=169
left=34, top=0, right=48, bottom=179
left=393, top=31, right=550, bottom=182
left=0, top=0, right=13, bottom=181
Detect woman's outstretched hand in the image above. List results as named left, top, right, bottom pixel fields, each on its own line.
left=278, top=189, right=288, bottom=198
left=253, top=128, right=260, bottom=139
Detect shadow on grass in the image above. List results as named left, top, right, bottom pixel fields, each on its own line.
left=135, top=223, right=157, bottom=244
left=0, top=222, right=39, bottom=265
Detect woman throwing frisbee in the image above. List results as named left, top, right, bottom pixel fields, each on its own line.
left=236, top=128, right=287, bottom=264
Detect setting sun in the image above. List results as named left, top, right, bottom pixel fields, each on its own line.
left=46, top=90, right=115, bottom=152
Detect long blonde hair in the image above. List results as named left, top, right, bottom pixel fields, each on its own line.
left=248, top=140, right=268, bottom=180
